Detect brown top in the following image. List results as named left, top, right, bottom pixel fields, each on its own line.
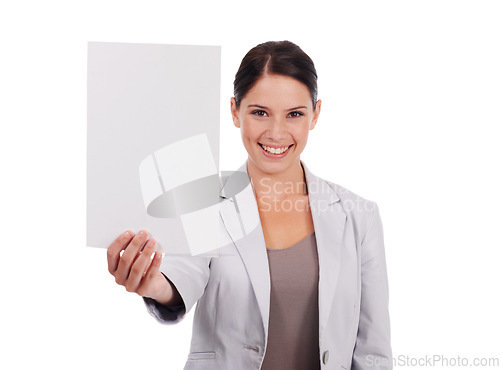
left=261, top=231, right=320, bottom=370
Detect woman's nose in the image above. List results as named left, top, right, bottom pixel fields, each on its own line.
left=266, top=117, right=287, bottom=140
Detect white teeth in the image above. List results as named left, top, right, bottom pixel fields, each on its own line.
left=262, top=145, right=289, bottom=154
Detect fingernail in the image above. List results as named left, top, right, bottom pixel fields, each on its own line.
left=147, top=239, right=156, bottom=247
left=138, top=230, right=146, bottom=238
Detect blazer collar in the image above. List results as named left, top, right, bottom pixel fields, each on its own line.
left=218, top=159, right=346, bottom=344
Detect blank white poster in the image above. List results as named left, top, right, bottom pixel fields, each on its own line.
left=87, top=42, right=221, bottom=256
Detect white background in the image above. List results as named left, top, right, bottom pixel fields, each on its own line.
left=1, top=1, right=499, bottom=369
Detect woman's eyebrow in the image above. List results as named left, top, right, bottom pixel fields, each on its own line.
left=286, top=106, right=307, bottom=111
left=247, top=104, right=307, bottom=111
left=248, top=104, right=269, bottom=110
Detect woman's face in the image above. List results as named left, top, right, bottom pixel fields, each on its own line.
left=230, top=74, right=321, bottom=177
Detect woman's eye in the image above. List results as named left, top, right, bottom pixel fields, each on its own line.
left=288, top=111, right=304, bottom=118
left=252, top=110, right=268, bottom=117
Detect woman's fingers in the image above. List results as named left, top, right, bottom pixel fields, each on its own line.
left=137, top=250, right=163, bottom=297
left=114, top=229, right=149, bottom=285
left=124, top=239, right=157, bottom=292
left=107, top=230, right=134, bottom=274
left=144, top=250, right=162, bottom=281
left=107, top=229, right=164, bottom=298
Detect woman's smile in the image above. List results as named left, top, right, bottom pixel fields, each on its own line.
left=258, top=143, right=294, bottom=158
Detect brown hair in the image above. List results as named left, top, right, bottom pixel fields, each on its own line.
left=233, top=40, right=318, bottom=110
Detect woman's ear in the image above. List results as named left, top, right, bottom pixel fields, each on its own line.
left=310, top=99, right=322, bottom=130
left=230, top=97, right=240, bottom=128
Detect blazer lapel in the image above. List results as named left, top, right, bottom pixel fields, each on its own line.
left=301, top=161, right=347, bottom=341
left=218, top=159, right=346, bottom=344
left=219, top=161, right=271, bottom=341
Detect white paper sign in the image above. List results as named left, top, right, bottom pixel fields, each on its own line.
left=87, top=42, right=221, bottom=256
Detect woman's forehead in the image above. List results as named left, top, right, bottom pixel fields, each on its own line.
left=242, top=75, right=313, bottom=108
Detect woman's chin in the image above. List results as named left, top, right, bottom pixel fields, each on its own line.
left=250, top=156, right=297, bottom=176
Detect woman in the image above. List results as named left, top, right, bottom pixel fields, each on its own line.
left=107, top=40, right=392, bottom=369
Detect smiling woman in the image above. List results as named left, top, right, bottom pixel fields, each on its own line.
left=231, top=73, right=320, bottom=187
left=107, top=40, right=393, bottom=370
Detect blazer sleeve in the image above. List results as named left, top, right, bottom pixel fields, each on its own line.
left=351, top=202, right=393, bottom=370
left=143, top=254, right=211, bottom=325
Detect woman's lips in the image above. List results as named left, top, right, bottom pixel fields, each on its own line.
left=258, top=143, right=293, bottom=159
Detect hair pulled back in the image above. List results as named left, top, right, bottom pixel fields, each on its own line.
left=233, top=40, right=318, bottom=110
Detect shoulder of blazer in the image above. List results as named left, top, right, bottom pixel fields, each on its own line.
left=323, top=179, right=379, bottom=243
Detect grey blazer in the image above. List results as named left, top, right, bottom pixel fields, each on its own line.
left=144, top=159, right=392, bottom=369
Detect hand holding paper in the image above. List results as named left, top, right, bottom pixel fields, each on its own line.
left=106, top=229, right=182, bottom=306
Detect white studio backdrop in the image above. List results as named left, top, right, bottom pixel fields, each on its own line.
left=1, top=1, right=499, bottom=369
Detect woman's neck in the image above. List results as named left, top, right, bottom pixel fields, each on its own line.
left=246, top=158, right=307, bottom=201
